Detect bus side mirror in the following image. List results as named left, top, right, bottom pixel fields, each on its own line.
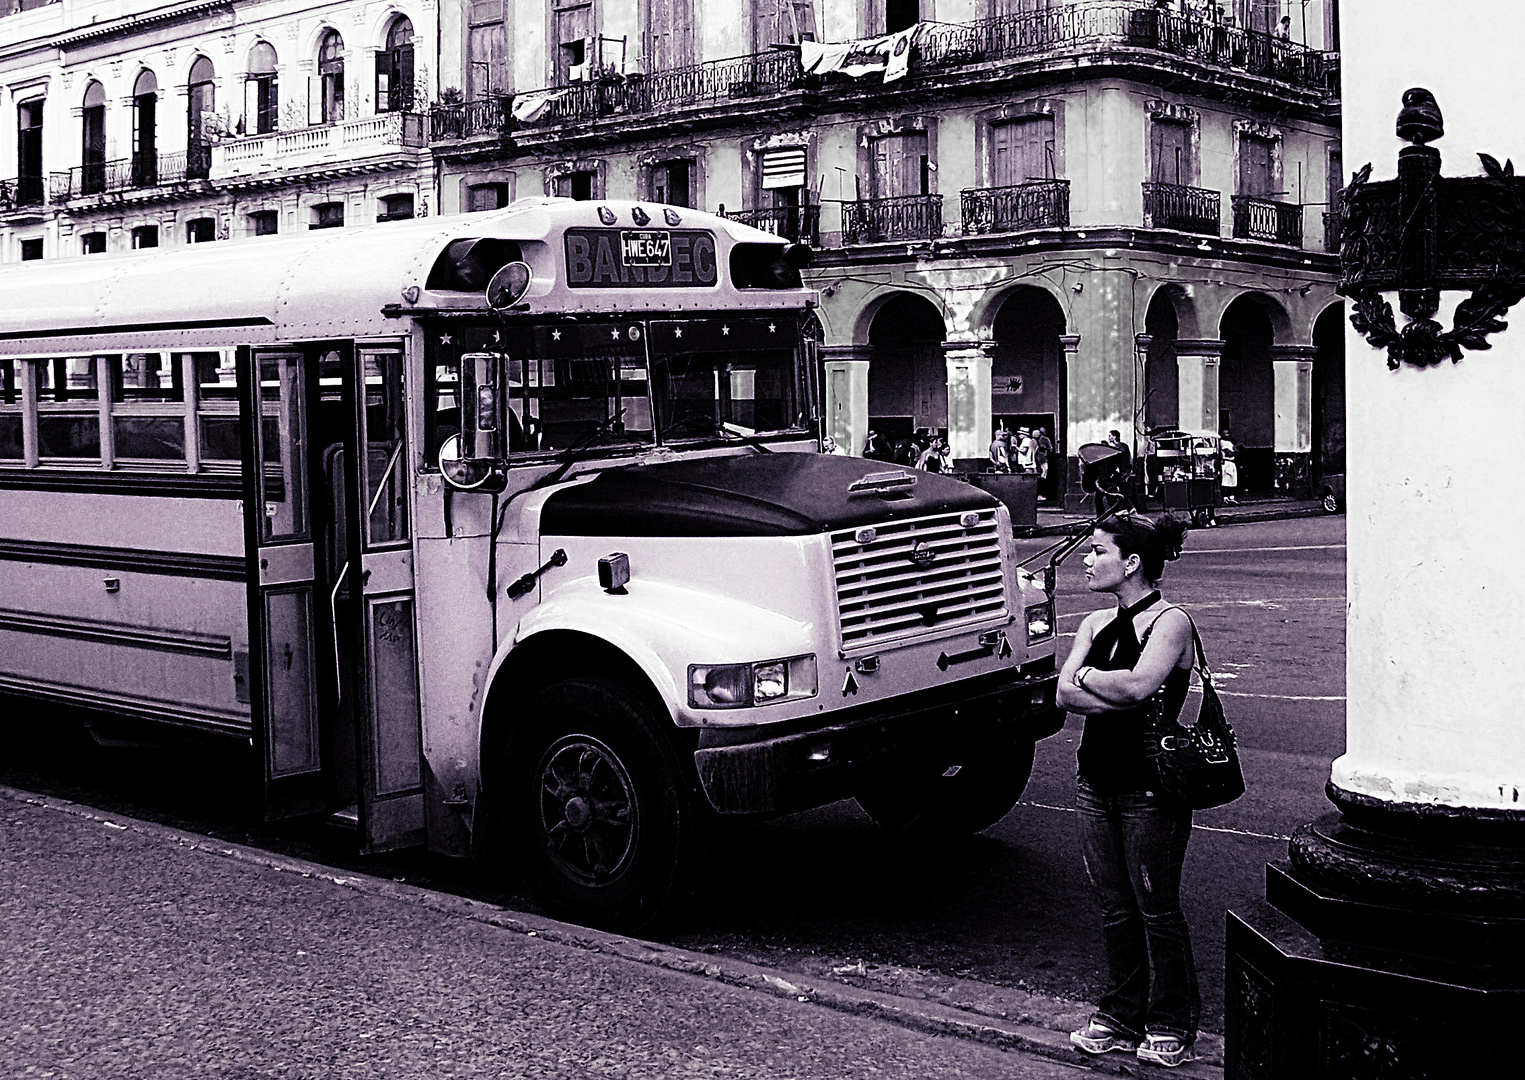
left=439, top=350, right=509, bottom=492
left=439, top=433, right=506, bottom=492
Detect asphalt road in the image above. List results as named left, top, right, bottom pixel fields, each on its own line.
left=0, top=515, right=1345, bottom=1039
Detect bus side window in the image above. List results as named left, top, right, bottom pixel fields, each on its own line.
left=192, top=352, right=240, bottom=467
left=427, top=358, right=460, bottom=466
left=0, top=360, right=21, bottom=462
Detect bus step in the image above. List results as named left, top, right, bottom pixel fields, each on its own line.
left=328, top=804, right=360, bottom=831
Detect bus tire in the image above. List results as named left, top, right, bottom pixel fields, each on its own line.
left=855, top=738, right=1036, bottom=835
left=504, top=677, right=692, bottom=932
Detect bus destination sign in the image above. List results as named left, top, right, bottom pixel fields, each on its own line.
left=565, top=228, right=718, bottom=289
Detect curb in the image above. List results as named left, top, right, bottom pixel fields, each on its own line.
left=1, top=784, right=1226, bottom=1076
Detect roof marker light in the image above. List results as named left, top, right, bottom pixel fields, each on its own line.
left=597, top=206, right=617, bottom=225
left=631, top=206, right=650, bottom=226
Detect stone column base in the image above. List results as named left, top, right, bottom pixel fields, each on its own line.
left=1225, top=806, right=1525, bottom=1079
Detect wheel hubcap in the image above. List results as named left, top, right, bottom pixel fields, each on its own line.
left=537, top=736, right=637, bottom=886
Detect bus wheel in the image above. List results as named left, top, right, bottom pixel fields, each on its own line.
left=505, top=678, right=691, bottom=932
left=855, top=739, right=1036, bottom=835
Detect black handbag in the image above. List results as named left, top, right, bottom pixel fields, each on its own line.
left=1141, top=610, right=1245, bottom=810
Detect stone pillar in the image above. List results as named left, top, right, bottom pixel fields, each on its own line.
left=1271, top=344, right=1315, bottom=497
left=1173, top=339, right=1223, bottom=435
left=1224, top=8, right=1525, bottom=1076
left=942, top=340, right=994, bottom=463
left=1057, top=334, right=1087, bottom=511
left=820, top=345, right=871, bottom=457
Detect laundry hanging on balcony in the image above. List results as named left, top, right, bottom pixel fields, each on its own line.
left=511, top=89, right=570, bottom=126
left=800, top=24, right=919, bottom=83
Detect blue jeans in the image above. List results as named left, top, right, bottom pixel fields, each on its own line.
left=1076, top=777, right=1200, bottom=1041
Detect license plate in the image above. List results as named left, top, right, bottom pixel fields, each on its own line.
left=621, top=230, right=671, bottom=266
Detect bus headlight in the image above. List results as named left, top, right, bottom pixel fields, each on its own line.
left=689, top=655, right=817, bottom=709
left=1026, top=601, right=1055, bottom=641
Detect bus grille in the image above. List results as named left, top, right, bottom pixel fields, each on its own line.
left=831, top=510, right=1008, bottom=649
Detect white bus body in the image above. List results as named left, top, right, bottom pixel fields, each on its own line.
left=0, top=199, right=1062, bottom=928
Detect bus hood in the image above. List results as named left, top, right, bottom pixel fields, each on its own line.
left=540, top=453, right=999, bottom=537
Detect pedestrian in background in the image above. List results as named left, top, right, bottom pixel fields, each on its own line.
left=1219, top=429, right=1238, bottom=504
left=1056, top=513, right=1200, bottom=1069
left=1015, top=427, right=1037, bottom=472
left=989, top=426, right=1011, bottom=472
left=1036, top=426, right=1055, bottom=498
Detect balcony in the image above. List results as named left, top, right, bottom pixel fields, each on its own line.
left=429, top=4, right=1337, bottom=147
left=719, top=203, right=821, bottom=246
left=430, top=95, right=513, bottom=142
left=54, top=149, right=208, bottom=201
left=1142, top=182, right=1221, bottom=236
left=0, top=175, right=47, bottom=210
left=842, top=194, right=943, bottom=245
left=961, top=179, right=1070, bottom=235
left=1231, top=195, right=1303, bottom=246
left=213, top=112, right=425, bottom=179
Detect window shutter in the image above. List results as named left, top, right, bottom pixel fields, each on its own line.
left=761, top=147, right=806, bottom=190
left=376, top=51, right=390, bottom=111
left=308, top=76, right=321, bottom=125
left=398, top=44, right=414, bottom=109
left=245, top=79, right=260, bottom=132
left=789, top=1, right=818, bottom=42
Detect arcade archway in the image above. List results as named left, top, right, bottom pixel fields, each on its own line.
left=866, top=293, right=947, bottom=445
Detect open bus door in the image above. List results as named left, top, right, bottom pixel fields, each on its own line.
left=243, top=344, right=425, bottom=853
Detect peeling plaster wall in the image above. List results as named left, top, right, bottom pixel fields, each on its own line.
left=1335, top=0, right=1525, bottom=811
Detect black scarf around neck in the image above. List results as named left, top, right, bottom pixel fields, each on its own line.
left=1084, top=590, right=1161, bottom=669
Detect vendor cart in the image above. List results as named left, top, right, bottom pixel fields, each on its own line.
left=1153, top=431, right=1221, bottom=525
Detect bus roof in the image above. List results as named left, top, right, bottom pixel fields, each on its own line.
left=0, top=199, right=814, bottom=356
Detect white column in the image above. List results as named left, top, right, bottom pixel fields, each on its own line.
left=943, top=341, right=993, bottom=462
left=1335, top=2, right=1525, bottom=813
left=820, top=346, right=870, bottom=456
left=1174, top=339, right=1223, bottom=435
left=1272, top=344, right=1315, bottom=494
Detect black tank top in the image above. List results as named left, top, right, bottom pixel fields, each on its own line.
left=1076, top=593, right=1192, bottom=794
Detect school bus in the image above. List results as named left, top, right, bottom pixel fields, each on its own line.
left=0, top=199, right=1063, bottom=927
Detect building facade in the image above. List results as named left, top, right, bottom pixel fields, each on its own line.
left=429, top=0, right=1345, bottom=502
left=3, top=0, right=1345, bottom=501
left=0, top=0, right=433, bottom=259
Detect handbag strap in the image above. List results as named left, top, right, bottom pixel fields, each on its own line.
left=1139, top=604, right=1214, bottom=686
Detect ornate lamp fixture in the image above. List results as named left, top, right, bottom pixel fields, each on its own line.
left=1339, top=88, right=1525, bottom=369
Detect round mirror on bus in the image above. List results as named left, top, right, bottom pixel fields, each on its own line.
left=438, top=433, right=505, bottom=492
left=486, top=261, right=533, bottom=311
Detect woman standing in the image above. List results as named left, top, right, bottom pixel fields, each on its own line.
left=1055, top=513, right=1199, bottom=1068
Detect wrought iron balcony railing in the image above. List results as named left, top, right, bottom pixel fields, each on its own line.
left=1231, top=194, right=1303, bottom=246
left=1322, top=209, right=1342, bottom=254
left=1142, top=182, right=1221, bottom=236
left=430, top=5, right=1338, bottom=145
left=55, top=149, right=203, bottom=201
left=0, top=174, right=47, bottom=209
left=960, top=179, right=1070, bottom=235
left=842, top=194, right=944, bottom=245
left=430, top=95, right=513, bottom=141
left=719, top=203, right=821, bottom=246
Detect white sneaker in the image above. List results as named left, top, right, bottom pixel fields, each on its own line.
left=1070, top=1019, right=1140, bottom=1055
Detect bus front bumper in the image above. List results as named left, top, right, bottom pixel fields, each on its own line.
left=691, top=660, right=1063, bottom=816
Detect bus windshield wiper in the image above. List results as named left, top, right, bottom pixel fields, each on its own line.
left=525, top=407, right=629, bottom=494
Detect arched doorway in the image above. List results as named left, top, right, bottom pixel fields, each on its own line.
left=379, top=18, right=415, bottom=113
left=991, top=286, right=1066, bottom=496
left=81, top=81, right=107, bottom=195
left=186, top=56, right=215, bottom=180
left=132, top=71, right=158, bottom=186
left=1312, top=303, right=1346, bottom=492
left=318, top=30, right=346, bottom=123
left=245, top=42, right=278, bottom=136
left=867, top=293, right=946, bottom=454
left=1219, top=297, right=1277, bottom=491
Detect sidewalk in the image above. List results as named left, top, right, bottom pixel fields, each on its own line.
left=0, top=784, right=1225, bottom=1079
left=1026, top=493, right=1332, bottom=537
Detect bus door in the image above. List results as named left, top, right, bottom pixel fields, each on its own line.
left=245, top=347, right=326, bottom=818
left=344, top=344, right=424, bottom=853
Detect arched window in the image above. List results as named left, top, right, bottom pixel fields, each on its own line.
left=246, top=42, right=279, bottom=135
left=377, top=18, right=415, bottom=113
left=187, top=56, right=215, bottom=179
left=318, top=30, right=345, bottom=123
left=132, top=71, right=158, bottom=187
left=81, top=81, right=107, bottom=195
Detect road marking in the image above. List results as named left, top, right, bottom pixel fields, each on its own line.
left=1182, top=544, right=1346, bottom=555
left=1017, top=800, right=1292, bottom=841
left=1195, top=687, right=1346, bottom=702
left=1058, top=596, right=1344, bottom=623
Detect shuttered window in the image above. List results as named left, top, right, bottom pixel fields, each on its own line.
left=869, top=132, right=928, bottom=200
left=647, top=0, right=695, bottom=71
left=990, top=115, right=1053, bottom=188
left=1238, top=133, right=1275, bottom=197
